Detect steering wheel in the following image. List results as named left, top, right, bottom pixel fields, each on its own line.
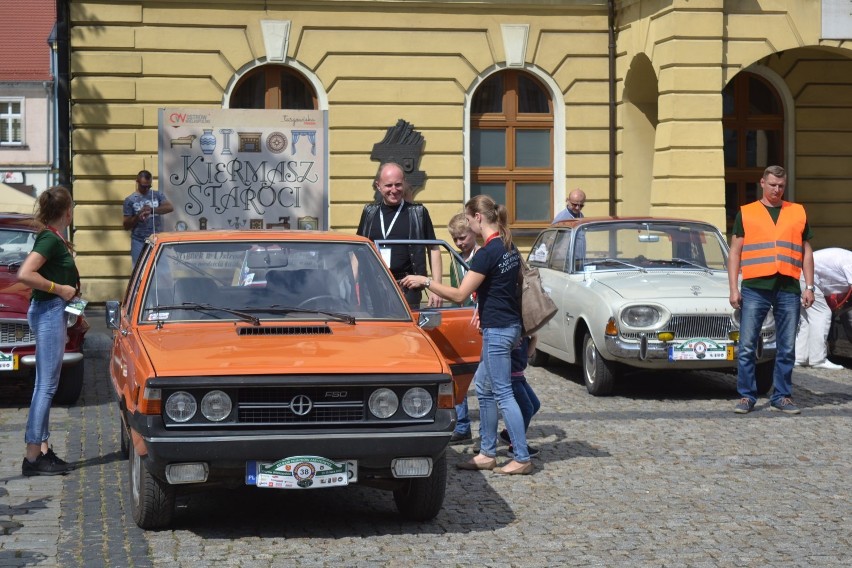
left=297, top=295, right=344, bottom=310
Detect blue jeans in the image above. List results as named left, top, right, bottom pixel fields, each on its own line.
left=737, top=286, right=799, bottom=404
left=131, top=237, right=145, bottom=266
left=474, top=324, right=529, bottom=462
left=25, top=296, right=67, bottom=445
left=512, top=378, right=541, bottom=431
left=453, top=397, right=470, bottom=435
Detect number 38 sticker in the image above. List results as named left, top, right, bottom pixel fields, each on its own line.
left=293, top=462, right=317, bottom=487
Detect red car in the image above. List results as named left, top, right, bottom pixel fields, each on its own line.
left=0, top=213, right=88, bottom=404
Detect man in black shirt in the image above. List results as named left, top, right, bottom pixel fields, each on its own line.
left=357, top=162, right=443, bottom=308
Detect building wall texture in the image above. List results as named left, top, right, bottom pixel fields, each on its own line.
left=68, top=0, right=852, bottom=301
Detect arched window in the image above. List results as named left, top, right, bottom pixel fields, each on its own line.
left=470, top=71, right=554, bottom=226
left=230, top=65, right=317, bottom=110
left=723, top=72, right=784, bottom=233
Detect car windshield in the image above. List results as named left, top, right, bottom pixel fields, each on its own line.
left=0, top=228, right=36, bottom=264
left=578, top=221, right=728, bottom=272
left=139, top=239, right=411, bottom=323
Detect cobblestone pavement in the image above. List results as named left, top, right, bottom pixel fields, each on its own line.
left=1, top=311, right=850, bottom=567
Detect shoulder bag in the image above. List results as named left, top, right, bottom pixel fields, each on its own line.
left=517, top=255, right=558, bottom=336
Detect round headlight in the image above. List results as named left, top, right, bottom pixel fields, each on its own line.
left=731, top=308, right=741, bottom=329
left=66, top=313, right=78, bottom=328
left=200, top=390, right=232, bottom=422
left=401, top=387, right=433, bottom=418
left=165, top=391, right=197, bottom=423
left=369, top=388, right=399, bottom=419
left=762, top=311, right=775, bottom=329
left=621, top=306, right=661, bottom=327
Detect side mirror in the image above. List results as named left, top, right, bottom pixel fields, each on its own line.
left=105, top=300, right=121, bottom=330
left=417, top=310, right=442, bottom=330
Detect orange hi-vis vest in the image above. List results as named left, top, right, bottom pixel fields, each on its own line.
left=740, top=200, right=806, bottom=280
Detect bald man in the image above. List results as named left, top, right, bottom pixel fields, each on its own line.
left=553, top=189, right=586, bottom=223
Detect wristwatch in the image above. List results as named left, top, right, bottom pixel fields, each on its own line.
left=424, top=277, right=432, bottom=288
left=805, top=284, right=815, bottom=291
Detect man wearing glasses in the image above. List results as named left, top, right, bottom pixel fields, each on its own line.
left=122, top=169, right=174, bottom=265
left=552, top=188, right=586, bottom=223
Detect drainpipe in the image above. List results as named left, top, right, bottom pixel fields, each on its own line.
left=56, top=0, right=72, bottom=190
left=607, top=0, right=617, bottom=216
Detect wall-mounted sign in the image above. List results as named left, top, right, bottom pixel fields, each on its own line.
left=158, top=108, right=327, bottom=231
left=822, top=0, right=852, bottom=40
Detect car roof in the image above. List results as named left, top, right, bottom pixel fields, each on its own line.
left=147, top=229, right=374, bottom=245
left=0, top=212, right=39, bottom=230
left=550, top=216, right=720, bottom=228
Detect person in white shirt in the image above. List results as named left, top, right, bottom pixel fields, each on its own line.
left=795, top=247, right=852, bottom=369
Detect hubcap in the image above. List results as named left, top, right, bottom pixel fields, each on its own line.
left=584, top=338, right=597, bottom=385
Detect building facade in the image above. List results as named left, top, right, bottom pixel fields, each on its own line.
left=0, top=0, right=58, bottom=198
left=66, top=0, right=852, bottom=301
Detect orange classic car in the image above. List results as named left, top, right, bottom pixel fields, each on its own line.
left=106, top=230, right=480, bottom=529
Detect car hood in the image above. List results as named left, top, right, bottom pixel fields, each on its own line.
left=137, top=322, right=448, bottom=376
left=590, top=270, right=730, bottom=300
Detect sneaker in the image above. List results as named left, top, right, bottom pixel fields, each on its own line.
left=449, top=431, right=472, bottom=444
left=812, top=360, right=844, bottom=370
left=499, top=429, right=511, bottom=445
left=43, top=447, right=72, bottom=469
left=507, top=444, right=540, bottom=458
left=21, top=452, right=72, bottom=476
left=794, top=361, right=807, bottom=367
left=734, top=398, right=755, bottom=414
left=769, top=398, right=801, bottom=414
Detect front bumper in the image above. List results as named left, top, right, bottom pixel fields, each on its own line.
left=130, top=409, right=455, bottom=481
left=604, top=334, right=777, bottom=366
left=19, top=352, right=85, bottom=367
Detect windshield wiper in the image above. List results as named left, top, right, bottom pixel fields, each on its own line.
left=146, top=303, right=261, bottom=326
left=672, top=257, right=712, bottom=274
left=239, top=305, right=356, bottom=325
left=586, top=258, right=647, bottom=272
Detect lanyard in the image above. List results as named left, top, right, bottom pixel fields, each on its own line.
left=483, top=232, right=501, bottom=247
left=45, top=226, right=69, bottom=248
left=379, top=201, right=405, bottom=239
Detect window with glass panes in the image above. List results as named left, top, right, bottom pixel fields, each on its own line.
left=230, top=66, right=317, bottom=110
left=470, top=71, right=554, bottom=226
left=0, top=100, right=23, bottom=145
left=722, top=72, right=784, bottom=235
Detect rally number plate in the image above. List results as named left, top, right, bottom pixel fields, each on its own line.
left=246, top=456, right=357, bottom=489
left=0, top=352, right=18, bottom=371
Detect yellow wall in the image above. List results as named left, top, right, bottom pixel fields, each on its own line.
left=69, top=1, right=852, bottom=300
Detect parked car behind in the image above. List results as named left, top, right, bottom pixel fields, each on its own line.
left=528, top=217, right=777, bottom=395
left=0, top=213, right=88, bottom=404
left=107, top=230, right=479, bottom=529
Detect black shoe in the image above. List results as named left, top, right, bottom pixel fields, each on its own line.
left=43, top=447, right=71, bottom=468
left=507, top=444, right=540, bottom=458
left=499, top=428, right=511, bottom=445
left=449, top=431, right=472, bottom=444
left=22, top=452, right=72, bottom=476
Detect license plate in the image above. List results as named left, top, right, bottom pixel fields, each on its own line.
left=669, top=338, right=730, bottom=361
left=246, top=456, right=357, bottom=489
left=0, top=352, right=18, bottom=371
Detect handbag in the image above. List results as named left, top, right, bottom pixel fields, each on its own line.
left=517, top=255, right=558, bottom=335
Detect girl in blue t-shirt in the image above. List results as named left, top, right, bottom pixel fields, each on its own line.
left=401, top=195, right=532, bottom=475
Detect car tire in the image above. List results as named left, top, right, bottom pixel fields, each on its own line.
left=129, top=438, right=175, bottom=530
left=582, top=332, right=617, bottom=396
left=54, top=361, right=84, bottom=405
left=755, top=360, right=774, bottom=395
left=528, top=348, right=549, bottom=367
left=393, top=453, right=447, bottom=521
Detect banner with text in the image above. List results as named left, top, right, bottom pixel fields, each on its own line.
left=158, top=108, right=327, bottom=231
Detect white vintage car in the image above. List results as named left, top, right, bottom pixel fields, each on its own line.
left=528, top=217, right=777, bottom=396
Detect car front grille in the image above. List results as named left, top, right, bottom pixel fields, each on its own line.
left=238, top=386, right=365, bottom=424
left=620, top=315, right=774, bottom=342
left=0, top=321, right=35, bottom=347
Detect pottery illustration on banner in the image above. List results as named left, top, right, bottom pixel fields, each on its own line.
left=200, top=129, right=217, bottom=155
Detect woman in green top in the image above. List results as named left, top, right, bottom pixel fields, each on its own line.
left=17, top=186, right=79, bottom=476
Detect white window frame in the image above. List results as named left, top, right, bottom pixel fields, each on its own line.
left=0, top=98, right=24, bottom=146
